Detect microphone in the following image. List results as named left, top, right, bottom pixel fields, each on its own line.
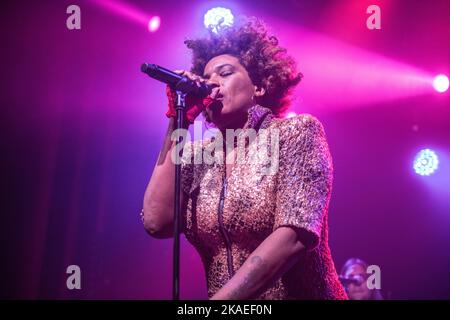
left=141, top=63, right=213, bottom=97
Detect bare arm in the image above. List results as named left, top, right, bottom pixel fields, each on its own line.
left=142, top=118, right=188, bottom=238
left=210, top=226, right=306, bottom=300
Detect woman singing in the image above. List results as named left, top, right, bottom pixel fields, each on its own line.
left=142, top=17, right=347, bottom=300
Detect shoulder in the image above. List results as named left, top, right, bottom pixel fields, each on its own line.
left=268, top=113, right=327, bottom=142
left=270, top=114, right=333, bottom=175
left=269, top=113, right=332, bottom=166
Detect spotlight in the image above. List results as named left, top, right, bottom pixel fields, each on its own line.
left=433, top=74, right=449, bottom=93
left=204, top=7, right=234, bottom=33
left=414, top=149, right=439, bottom=176
left=286, top=112, right=297, bottom=118
left=148, top=16, right=160, bottom=32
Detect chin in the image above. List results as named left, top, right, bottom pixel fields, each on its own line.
left=207, top=103, right=248, bottom=128
left=208, top=103, right=231, bottom=122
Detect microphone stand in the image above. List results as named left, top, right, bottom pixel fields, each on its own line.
left=172, top=89, right=186, bottom=300
left=140, top=64, right=204, bottom=300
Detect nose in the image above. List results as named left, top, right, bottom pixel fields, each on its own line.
left=206, top=79, right=220, bottom=88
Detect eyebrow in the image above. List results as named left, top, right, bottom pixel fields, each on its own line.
left=203, top=63, right=234, bottom=79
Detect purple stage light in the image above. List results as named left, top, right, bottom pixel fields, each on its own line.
left=148, top=16, right=161, bottom=32
left=204, top=7, right=234, bottom=33
left=414, top=149, right=439, bottom=176
left=286, top=112, right=297, bottom=118
left=433, top=74, right=449, bottom=93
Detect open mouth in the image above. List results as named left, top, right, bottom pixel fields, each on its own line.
left=207, top=90, right=224, bottom=109
left=213, top=92, right=224, bottom=100
left=208, top=99, right=223, bottom=110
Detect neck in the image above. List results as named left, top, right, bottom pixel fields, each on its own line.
left=217, top=105, right=254, bottom=135
left=218, top=116, right=248, bottom=136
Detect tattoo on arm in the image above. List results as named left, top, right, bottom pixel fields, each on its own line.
left=225, top=255, right=269, bottom=300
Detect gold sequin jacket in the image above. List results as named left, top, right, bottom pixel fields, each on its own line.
left=180, top=104, right=347, bottom=300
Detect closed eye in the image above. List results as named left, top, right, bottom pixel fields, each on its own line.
left=220, top=71, right=233, bottom=77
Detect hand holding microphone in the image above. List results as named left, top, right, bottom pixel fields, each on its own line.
left=141, top=63, right=221, bottom=124
left=165, top=70, right=220, bottom=124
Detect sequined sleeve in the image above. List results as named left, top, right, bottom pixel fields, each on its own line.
left=273, top=114, right=333, bottom=250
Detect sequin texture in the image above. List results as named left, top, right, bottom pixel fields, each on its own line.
left=180, top=105, right=347, bottom=299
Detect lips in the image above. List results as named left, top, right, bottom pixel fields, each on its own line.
left=210, top=87, right=223, bottom=98
left=214, top=91, right=224, bottom=101
left=206, top=89, right=224, bottom=110
left=209, top=100, right=223, bottom=110
left=205, top=97, right=223, bottom=110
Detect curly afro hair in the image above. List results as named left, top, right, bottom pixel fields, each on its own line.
left=184, top=17, right=303, bottom=117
